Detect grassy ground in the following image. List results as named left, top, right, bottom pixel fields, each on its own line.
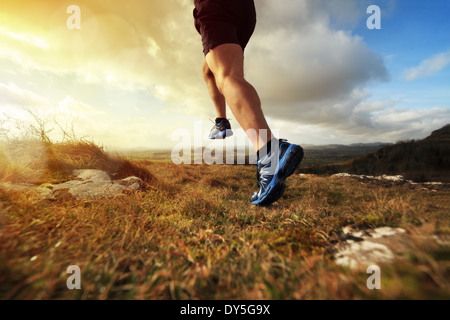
left=0, top=142, right=449, bottom=299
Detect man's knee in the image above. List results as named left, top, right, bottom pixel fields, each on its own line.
left=215, top=73, right=245, bottom=95
left=202, top=62, right=215, bottom=81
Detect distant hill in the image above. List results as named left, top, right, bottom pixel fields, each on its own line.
left=301, top=124, right=450, bottom=182
left=425, top=124, right=450, bottom=142
left=302, top=143, right=391, bottom=166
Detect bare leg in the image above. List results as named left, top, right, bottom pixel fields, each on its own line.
left=202, top=60, right=227, bottom=119
left=205, top=43, right=273, bottom=151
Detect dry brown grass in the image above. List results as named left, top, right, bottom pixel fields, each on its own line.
left=0, top=142, right=449, bottom=300
left=0, top=139, right=155, bottom=185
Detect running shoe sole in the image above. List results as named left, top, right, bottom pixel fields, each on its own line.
left=209, top=129, right=233, bottom=140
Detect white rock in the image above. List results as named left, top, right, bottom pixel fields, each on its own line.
left=1, top=169, right=143, bottom=200
left=335, top=241, right=394, bottom=269
left=46, top=169, right=142, bottom=200
left=370, top=227, right=406, bottom=239
left=73, top=169, right=111, bottom=181
left=381, top=175, right=405, bottom=182
left=335, top=226, right=407, bottom=269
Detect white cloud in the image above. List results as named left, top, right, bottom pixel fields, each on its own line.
left=271, top=104, right=450, bottom=145
left=0, top=82, right=190, bottom=149
left=244, top=1, right=389, bottom=134
left=0, top=82, right=50, bottom=112
left=0, top=26, right=49, bottom=49
left=404, top=50, right=450, bottom=81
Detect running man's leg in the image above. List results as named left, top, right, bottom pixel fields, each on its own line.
left=202, top=60, right=227, bottom=119
left=205, top=43, right=273, bottom=151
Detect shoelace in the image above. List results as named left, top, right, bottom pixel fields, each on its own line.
left=209, top=118, right=231, bottom=126
left=257, top=146, right=282, bottom=179
left=256, top=139, right=289, bottom=182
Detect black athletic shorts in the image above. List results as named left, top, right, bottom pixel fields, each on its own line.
left=193, top=0, right=257, bottom=55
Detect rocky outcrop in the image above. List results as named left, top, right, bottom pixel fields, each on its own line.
left=332, top=173, right=447, bottom=191
left=1, top=169, right=142, bottom=200
left=333, top=227, right=406, bottom=269
left=40, top=169, right=142, bottom=200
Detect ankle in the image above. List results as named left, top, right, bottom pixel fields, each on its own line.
left=257, top=138, right=279, bottom=160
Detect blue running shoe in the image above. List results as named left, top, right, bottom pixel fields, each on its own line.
left=209, top=118, right=233, bottom=139
left=251, top=139, right=304, bottom=206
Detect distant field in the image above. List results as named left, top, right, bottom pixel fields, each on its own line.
left=120, top=150, right=173, bottom=162
left=118, top=143, right=389, bottom=166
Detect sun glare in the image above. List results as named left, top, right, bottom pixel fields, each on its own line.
left=0, top=27, right=49, bottom=49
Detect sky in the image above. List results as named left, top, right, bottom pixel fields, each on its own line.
left=1, top=0, right=449, bottom=150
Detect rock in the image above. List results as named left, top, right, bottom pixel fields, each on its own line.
left=335, top=241, right=394, bottom=270
left=333, top=173, right=410, bottom=183
left=35, top=186, right=54, bottom=199
left=381, top=175, right=406, bottom=182
left=332, top=173, right=449, bottom=191
left=341, top=226, right=406, bottom=240
left=41, top=169, right=142, bottom=200
left=116, top=176, right=142, bottom=189
left=334, top=226, right=407, bottom=269
left=73, top=169, right=111, bottom=181
left=370, top=227, right=406, bottom=239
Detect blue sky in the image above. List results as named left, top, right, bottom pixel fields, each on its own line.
left=1, top=0, right=449, bottom=149
left=355, top=0, right=450, bottom=110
